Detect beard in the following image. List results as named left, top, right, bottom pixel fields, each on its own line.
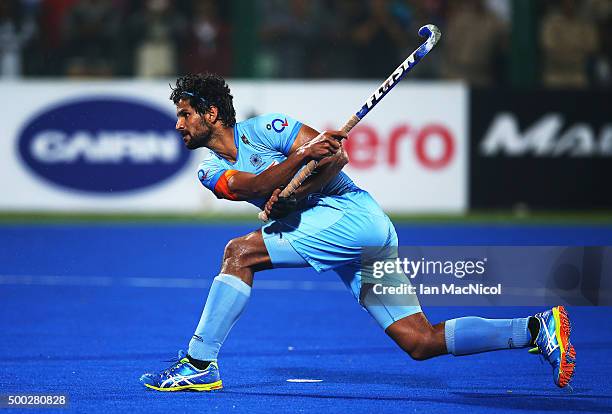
left=185, top=120, right=213, bottom=149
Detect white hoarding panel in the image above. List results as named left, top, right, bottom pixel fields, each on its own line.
left=0, top=81, right=466, bottom=213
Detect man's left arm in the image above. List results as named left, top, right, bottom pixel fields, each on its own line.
left=285, top=123, right=349, bottom=198
left=263, top=125, right=349, bottom=219
left=291, top=143, right=348, bottom=200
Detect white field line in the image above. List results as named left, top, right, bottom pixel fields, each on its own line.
left=0, top=274, right=345, bottom=291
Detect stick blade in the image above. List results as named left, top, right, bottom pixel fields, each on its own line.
left=418, top=24, right=441, bottom=45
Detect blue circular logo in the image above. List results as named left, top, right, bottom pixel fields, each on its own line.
left=271, top=118, right=288, bottom=133
left=17, top=97, right=190, bottom=193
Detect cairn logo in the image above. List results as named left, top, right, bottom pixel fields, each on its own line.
left=266, top=118, right=289, bottom=133
left=17, top=98, right=190, bottom=193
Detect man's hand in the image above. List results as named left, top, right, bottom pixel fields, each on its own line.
left=263, top=188, right=299, bottom=220
left=297, top=130, right=346, bottom=161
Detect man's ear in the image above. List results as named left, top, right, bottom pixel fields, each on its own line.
left=205, top=106, right=219, bottom=124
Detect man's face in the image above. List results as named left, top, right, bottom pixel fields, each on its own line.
left=175, top=99, right=213, bottom=150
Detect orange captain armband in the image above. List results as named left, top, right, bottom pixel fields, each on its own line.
left=214, top=170, right=240, bottom=200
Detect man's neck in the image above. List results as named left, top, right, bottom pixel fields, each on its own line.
left=207, top=125, right=237, bottom=163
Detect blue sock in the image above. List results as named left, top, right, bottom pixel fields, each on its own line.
left=445, top=317, right=531, bottom=356
left=188, top=274, right=251, bottom=361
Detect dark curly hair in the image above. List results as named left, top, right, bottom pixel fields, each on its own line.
left=170, top=73, right=236, bottom=128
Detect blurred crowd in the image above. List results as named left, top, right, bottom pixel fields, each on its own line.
left=1, top=0, right=232, bottom=78
left=1, top=0, right=611, bottom=88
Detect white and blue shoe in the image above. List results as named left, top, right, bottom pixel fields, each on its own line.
left=531, top=306, right=576, bottom=388
left=140, top=351, right=222, bottom=392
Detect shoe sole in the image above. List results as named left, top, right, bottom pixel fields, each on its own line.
left=553, top=305, right=576, bottom=388
left=144, top=380, right=223, bottom=392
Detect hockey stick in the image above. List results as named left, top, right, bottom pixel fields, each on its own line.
left=259, top=24, right=441, bottom=222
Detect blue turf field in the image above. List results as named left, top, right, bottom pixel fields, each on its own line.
left=1, top=223, right=611, bottom=413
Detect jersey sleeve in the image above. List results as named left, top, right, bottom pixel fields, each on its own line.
left=197, top=154, right=239, bottom=200
left=253, top=113, right=302, bottom=156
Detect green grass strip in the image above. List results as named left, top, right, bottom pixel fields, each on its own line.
left=0, top=210, right=611, bottom=226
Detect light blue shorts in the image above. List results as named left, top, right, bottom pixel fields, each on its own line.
left=261, top=190, right=422, bottom=330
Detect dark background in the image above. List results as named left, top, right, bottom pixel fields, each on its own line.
left=470, top=89, right=612, bottom=209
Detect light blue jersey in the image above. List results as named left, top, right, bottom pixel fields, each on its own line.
left=197, top=113, right=359, bottom=209
left=197, top=113, right=421, bottom=330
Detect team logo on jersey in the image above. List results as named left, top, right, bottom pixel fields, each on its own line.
left=241, top=134, right=251, bottom=146
left=266, top=118, right=289, bottom=133
left=250, top=154, right=264, bottom=168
